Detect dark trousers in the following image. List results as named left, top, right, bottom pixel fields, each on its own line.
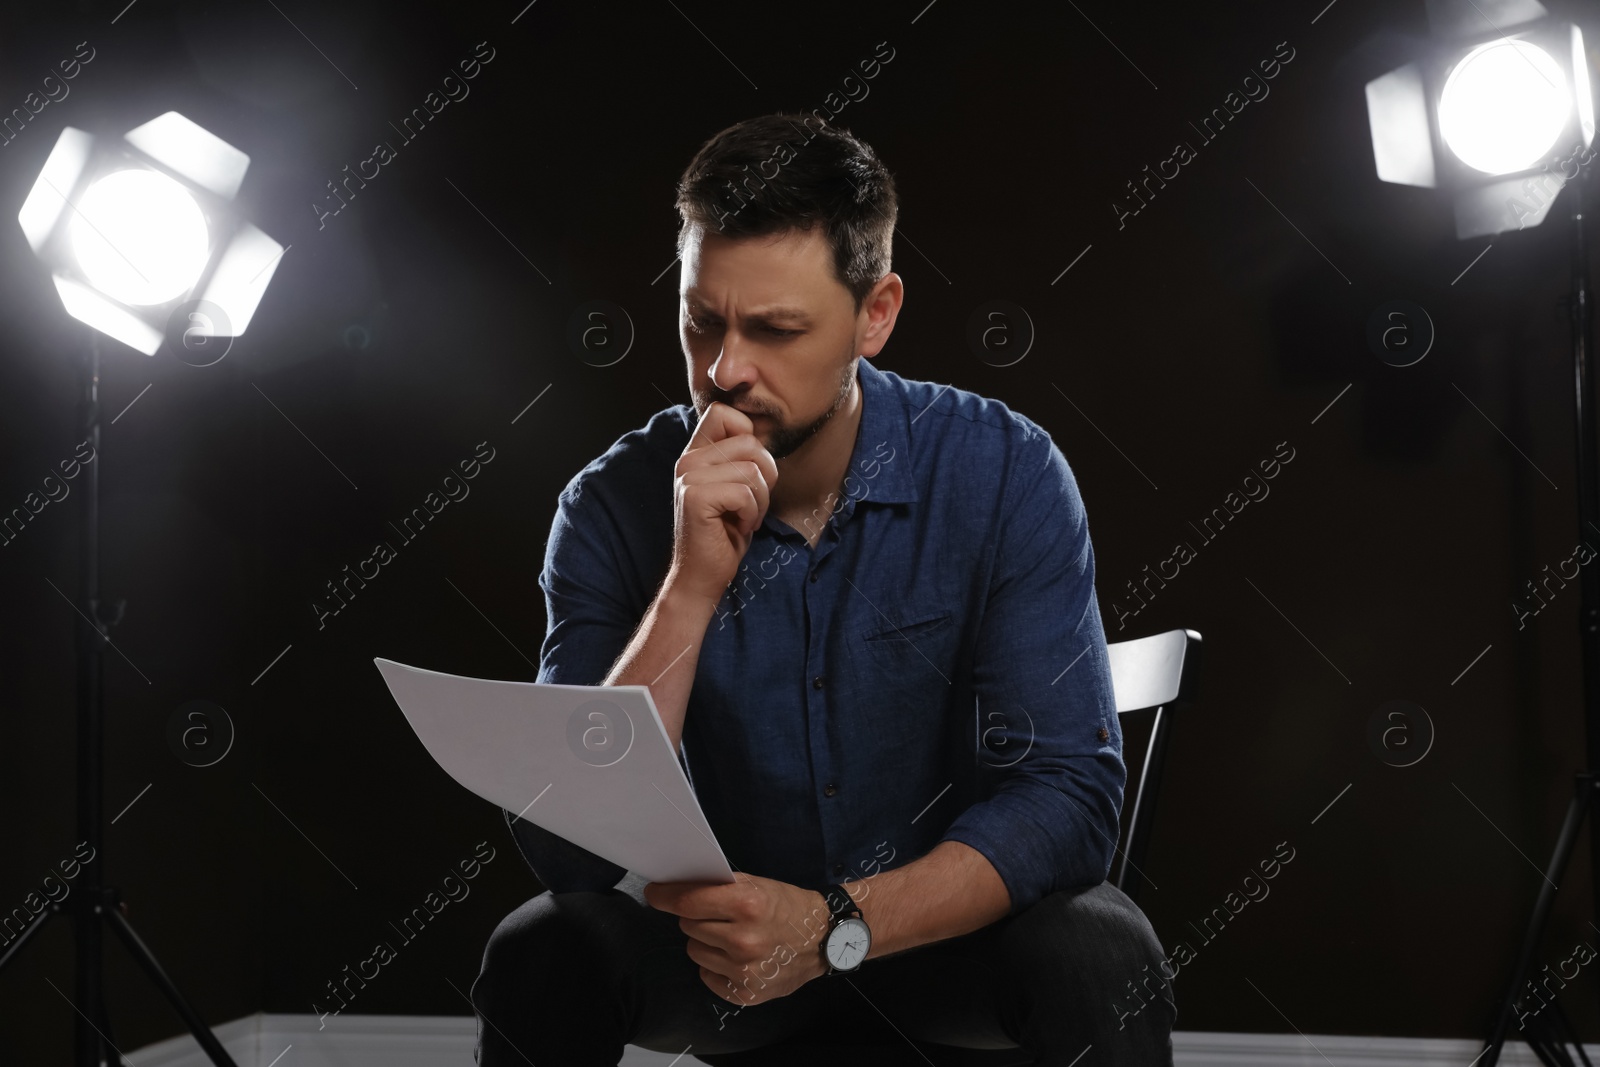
left=471, top=877, right=1176, bottom=1066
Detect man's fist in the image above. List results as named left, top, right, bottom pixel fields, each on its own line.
left=643, top=871, right=831, bottom=1008
left=667, top=402, right=780, bottom=604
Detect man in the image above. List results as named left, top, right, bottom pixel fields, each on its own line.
left=471, top=113, right=1176, bottom=1065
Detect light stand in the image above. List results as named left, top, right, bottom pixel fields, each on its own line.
left=0, top=328, right=241, bottom=1067
left=1478, top=161, right=1600, bottom=1067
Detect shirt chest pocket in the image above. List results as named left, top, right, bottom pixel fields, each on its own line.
left=855, top=604, right=959, bottom=685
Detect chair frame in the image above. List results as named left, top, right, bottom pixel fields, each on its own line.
left=1109, top=628, right=1204, bottom=906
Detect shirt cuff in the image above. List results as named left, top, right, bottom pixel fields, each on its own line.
left=939, top=783, right=1116, bottom=917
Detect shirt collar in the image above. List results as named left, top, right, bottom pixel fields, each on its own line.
left=849, top=358, right=918, bottom=506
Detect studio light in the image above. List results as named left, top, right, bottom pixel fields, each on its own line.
left=1, top=110, right=285, bottom=1067
left=1365, top=3, right=1600, bottom=1063
left=1364, top=1, right=1594, bottom=237
left=17, top=111, right=284, bottom=355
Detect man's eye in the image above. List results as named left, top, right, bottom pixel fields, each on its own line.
left=685, top=316, right=797, bottom=338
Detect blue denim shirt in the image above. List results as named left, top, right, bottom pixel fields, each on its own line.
left=507, top=358, right=1124, bottom=917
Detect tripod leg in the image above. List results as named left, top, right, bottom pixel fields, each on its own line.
left=104, top=907, right=240, bottom=1067
left=1482, top=774, right=1597, bottom=1066
left=0, top=904, right=59, bottom=974
left=1532, top=1037, right=1576, bottom=1067
left=1548, top=997, right=1593, bottom=1067
left=0, top=907, right=112, bottom=1065
left=1536, top=1018, right=1578, bottom=1067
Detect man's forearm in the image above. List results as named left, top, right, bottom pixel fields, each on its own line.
left=837, top=840, right=1011, bottom=962
left=604, top=574, right=719, bottom=752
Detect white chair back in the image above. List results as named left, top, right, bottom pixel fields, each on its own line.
left=1107, top=628, right=1193, bottom=713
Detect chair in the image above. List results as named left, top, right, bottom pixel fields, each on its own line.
left=689, top=628, right=1204, bottom=1066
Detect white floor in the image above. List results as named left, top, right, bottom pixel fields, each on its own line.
left=125, top=1012, right=1597, bottom=1067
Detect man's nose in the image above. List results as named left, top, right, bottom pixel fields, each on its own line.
left=709, top=337, right=758, bottom=391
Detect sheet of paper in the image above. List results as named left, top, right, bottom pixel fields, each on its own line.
left=373, top=657, right=735, bottom=886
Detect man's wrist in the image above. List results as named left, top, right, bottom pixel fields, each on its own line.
left=660, top=568, right=723, bottom=619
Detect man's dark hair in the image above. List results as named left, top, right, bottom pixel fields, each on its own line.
left=674, top=113, right=898, bottom=314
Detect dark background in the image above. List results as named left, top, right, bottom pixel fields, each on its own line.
left=2, top=0, right=1597, bottom=1060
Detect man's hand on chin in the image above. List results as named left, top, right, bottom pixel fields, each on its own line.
left=643, top=871, right=831, bottom=1007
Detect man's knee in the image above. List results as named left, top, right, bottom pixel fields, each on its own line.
left=472, top=889, right=649, bottom=1064
left=474, top=889, right=630, bottom=1009
left=1000, top=882, right=1174, bottom=1014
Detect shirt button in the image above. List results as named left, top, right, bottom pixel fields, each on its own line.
left=824, top=783, right=837, bottom=797
left=812, top=676, right=825, bottom=690
left=809, top=571, right=818, bottom=583
left=1097, top=726, right=1110, bottom=742
left=833, top=862, right=845, bottom=876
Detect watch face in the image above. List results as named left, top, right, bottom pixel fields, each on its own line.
left=825, top=917, right=870, bottom=971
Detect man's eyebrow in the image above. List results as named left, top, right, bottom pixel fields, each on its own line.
left=683, top=295, right=813, bottom=325
left=747, top=306, right=813, bottom=324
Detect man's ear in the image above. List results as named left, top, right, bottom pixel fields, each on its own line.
left=859, top=272, right=903, bottom=358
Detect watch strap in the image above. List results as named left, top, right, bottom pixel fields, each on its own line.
left=822, top=883, right=860, bottom=922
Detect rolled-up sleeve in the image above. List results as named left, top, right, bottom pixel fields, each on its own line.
left=939, top=433, right=1125, bottom=916
left=505, top=480, right=636, bottom=895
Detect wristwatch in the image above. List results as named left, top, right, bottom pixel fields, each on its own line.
left=819, top=883, right=871, bottom=975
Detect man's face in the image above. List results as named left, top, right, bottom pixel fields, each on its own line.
left=679, top=224, right=861, bottom=461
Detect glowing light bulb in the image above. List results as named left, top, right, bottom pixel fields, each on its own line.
left=69, top=169, right=209, bottom=306
left=1438, top=39, right=1570, bottom=176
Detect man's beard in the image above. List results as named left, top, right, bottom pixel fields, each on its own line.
left=707, top=357, right=857, bottom=461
